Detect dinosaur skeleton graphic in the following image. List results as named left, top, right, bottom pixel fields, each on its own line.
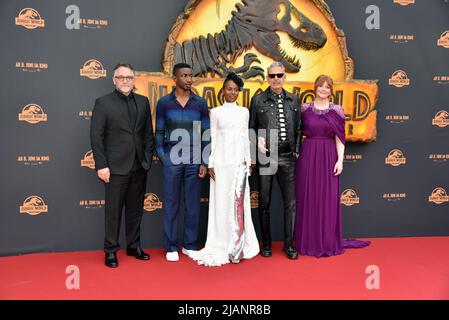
left=174, top=0, right=327, bottom=79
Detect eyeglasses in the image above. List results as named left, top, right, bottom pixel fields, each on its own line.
left=114, top=76, right=135, bottom=82
left=268, top=73, right=285, bottom=79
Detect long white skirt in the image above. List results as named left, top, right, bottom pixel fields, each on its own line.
left=191, top=162, right=259, bottom=267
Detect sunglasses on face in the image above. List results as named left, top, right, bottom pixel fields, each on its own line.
left=268, top=73, right=285, bottom=79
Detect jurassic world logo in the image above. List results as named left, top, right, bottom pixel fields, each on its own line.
left=20, top=196, right=48, bottom=216
left=385, top=149, right=406, bottom=167
left=432, top=110, right=449, bottom=128
left=393, top=0, right=415, bottom=5
left=135, top=0, right=378, bottom=142
left=143, top=193, right=163, bottom=212
left=428, top=188, right=449, bottom=205
left=18, top=104, right=47, bottom=124
left=389, top=70, right=410, bottom=88
left=341, top=189, right=360, bottom=206
left=81, top=150, right=95, bottom=169
left=437, top=31, right=449, bottom=49
left=15, top=8, right=45, bottom=29
left=80, top=59, right=107, bottom=79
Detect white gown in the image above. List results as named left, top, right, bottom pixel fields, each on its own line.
left=192, top=102, right=259, bottom=266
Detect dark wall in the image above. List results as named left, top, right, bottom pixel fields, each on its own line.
left=1, top=0, right=448, bottom=256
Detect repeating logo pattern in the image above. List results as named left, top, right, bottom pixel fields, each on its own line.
left=20, top=196, right=48, bottom=215
left=81, top=150, right=95, bottom=170
left=8, top=2, right=449, bottom=250
left=389, top=70, right=410, bottom=88
left=341, top=189, right=360, bottom=206
left=18, top=104, right=47, bottom=124
left=143, top=193, right=163, bottom=212
left=80, top=59, right=107, bottom=79
left=428, top=188, right=449, bottom=205
left=15, top=8, right=45, bottom=29
left=385, top=149, right=406, bottom=167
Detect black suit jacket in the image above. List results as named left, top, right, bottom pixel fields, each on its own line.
left=90, top=90, right=155, bottom=175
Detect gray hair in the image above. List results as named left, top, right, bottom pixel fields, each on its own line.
left=267, top=61, right=286, bottom=74
left=113, top=63, right=136, bottom=76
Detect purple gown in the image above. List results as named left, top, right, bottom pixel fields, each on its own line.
left=294, top=102, right=370, bottom=257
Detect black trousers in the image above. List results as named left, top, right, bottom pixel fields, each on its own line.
left=104, top=159, right=147, bottom=253
left=258, top=151, right=296, bottom=248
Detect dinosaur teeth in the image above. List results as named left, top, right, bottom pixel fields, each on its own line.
left=278, top=46, right=301, bottom=67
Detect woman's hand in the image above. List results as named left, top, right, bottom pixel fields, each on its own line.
left=333, top=160, right=343, bottom=176
left=208, top=168, right=215, bottom=180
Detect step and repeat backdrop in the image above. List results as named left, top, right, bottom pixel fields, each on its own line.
left=1, top=0, right=448, bottom=256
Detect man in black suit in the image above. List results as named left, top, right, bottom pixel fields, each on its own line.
left=90, top=63, right=154, bottom=268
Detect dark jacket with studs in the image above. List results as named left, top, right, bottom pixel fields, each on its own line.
left=249, top=87, right=302, bottom=161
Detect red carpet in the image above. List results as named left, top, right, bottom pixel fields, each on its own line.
left=1, top=237, right=448, bottom=300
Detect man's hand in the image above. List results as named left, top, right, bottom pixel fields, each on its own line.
left=208, top=168, right=215, bottom=180
left=199, top=165, right=207, bottom=178
left=293, top=152, right=299, bottom=159
left=97, top=167, right=110, bottom=183
left=257, top=136, right=268, bottom=154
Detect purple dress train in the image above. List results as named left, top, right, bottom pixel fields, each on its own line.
left=294, top=102, right=370, bottom=257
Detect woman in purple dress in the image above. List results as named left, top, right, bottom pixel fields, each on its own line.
left=294, top=75, right=370, bottom=257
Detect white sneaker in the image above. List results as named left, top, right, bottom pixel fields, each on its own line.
left=182, top=247, right=197, bottom=258
left=166, top=251, right=179, bottom=262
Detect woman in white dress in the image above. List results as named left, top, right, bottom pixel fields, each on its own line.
left=192, top=73, right=259, bottom=266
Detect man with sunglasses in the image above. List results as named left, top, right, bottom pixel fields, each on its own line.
left=90, top=63, right=155, bottom=268
left=249, top=61, right=302, bottom=260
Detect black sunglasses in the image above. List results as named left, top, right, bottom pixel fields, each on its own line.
left=268, top=73, right=285, bottom=79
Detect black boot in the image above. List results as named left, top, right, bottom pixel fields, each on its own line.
left=283, top=244, right=298, bottom=260
left=260, top=242, right=272, bottom=257
left=105, top=252, right=118, bottom=268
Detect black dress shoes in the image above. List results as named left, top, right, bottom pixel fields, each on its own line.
left=105, top=252, right=118, bottom=268
left=260, top=246, right=272, bottom=257
left=126, top=247, right=150, bottom=260
left=283, top=246, right=299, bottom=260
